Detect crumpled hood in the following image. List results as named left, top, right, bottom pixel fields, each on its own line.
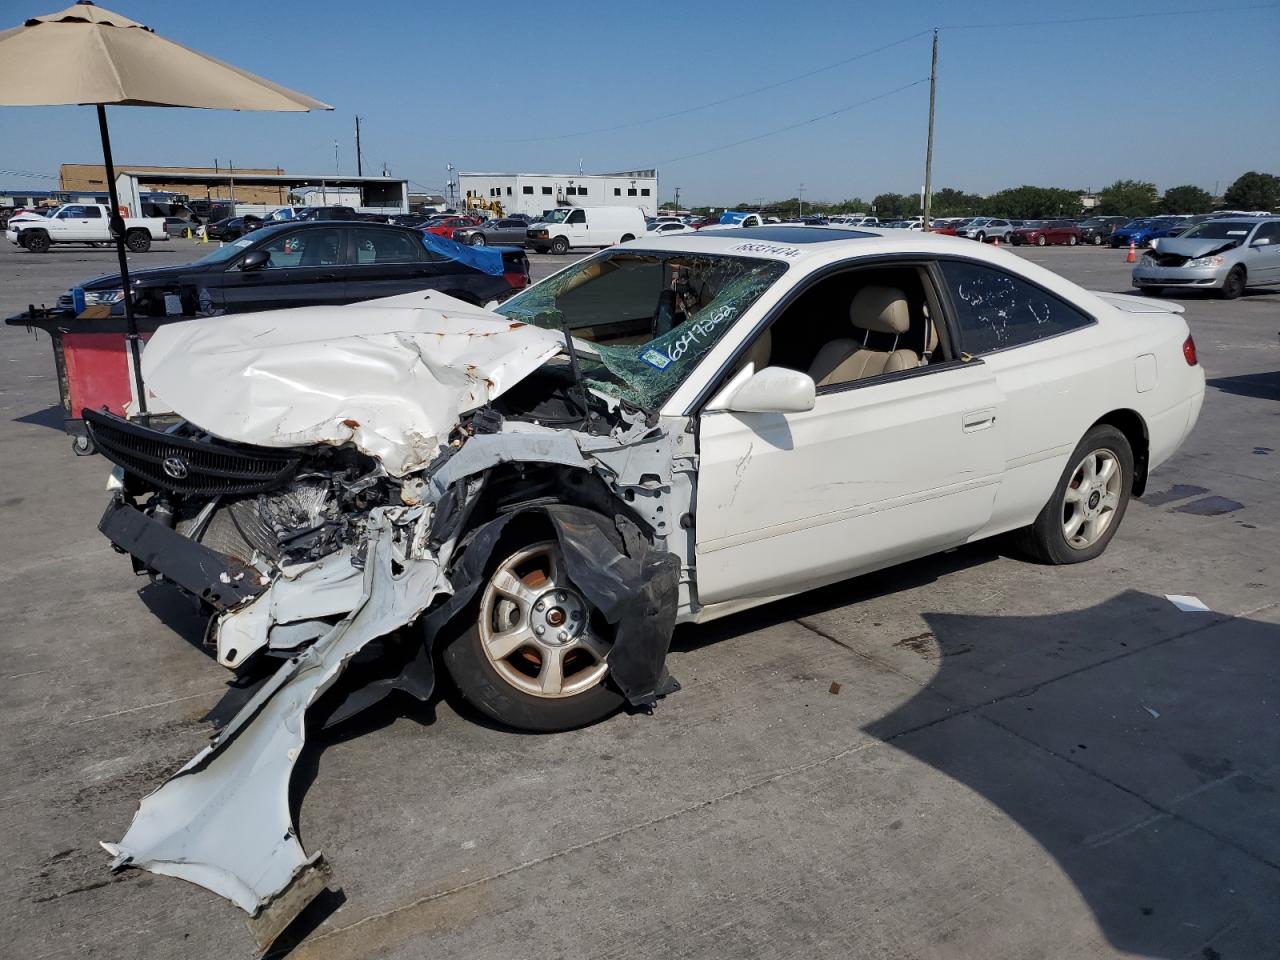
left=1149, top=236, right=1240, bottom=258
left=140, top=295, right=566, bottom=476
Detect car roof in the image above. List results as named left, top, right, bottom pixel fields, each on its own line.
left=618, top=222, right=1045, bottom=265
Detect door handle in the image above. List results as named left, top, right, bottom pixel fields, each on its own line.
left=962, top=408, right=997, bottom=432
left=319, top=273, right=338, bottom=280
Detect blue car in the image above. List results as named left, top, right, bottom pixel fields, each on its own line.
left=1110, top=218, right=1185, bottom=249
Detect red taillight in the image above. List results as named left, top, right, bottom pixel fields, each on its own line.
left=1182, top=334, right=1198, bottom=366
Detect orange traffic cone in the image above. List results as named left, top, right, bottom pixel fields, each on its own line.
left=1125, top=241, right=1137, bottom=264
left=993, top=236, right=1000, bottom=248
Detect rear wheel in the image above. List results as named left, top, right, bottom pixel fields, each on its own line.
left=550, top=235, right=570, bottom=255
left=125, top=230, right=151, bottom=253
left=1219, top=266, right=1246, bottom=300
left=1018, top=425, right=1133, bottom=564
left=443, top=539, right=624, bottom=732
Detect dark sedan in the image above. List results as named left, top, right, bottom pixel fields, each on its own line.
left=451, top=217, right=529, bottom=246
left=205, top=215, right=262, bottom=241
left=1075, top=216, right=1128, bottom=246
left=36, top=222, right=529, bottom=321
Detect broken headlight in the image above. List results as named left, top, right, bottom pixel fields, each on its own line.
left=85, top=289, right=125, bottom=304
left=1185, top=256, right=1225, bottom=268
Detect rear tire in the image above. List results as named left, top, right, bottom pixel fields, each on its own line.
left=442, top=536, right=625, bottom=732
left=1018, top=425, right=1133, bottom=565
left=1218, top=266, right=1246, bottom=300
left=125, top=230, right=151, bottom=253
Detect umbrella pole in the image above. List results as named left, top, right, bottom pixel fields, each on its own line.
left=96, top=103, right=148, bottom=418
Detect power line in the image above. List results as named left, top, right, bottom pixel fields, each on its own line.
left=941, top=2, right=1279, bottom=29
left=657, top=78, right=928, bottom=166
left=497, top=29, right=931, bottom=144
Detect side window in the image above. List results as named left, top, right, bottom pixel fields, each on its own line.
left=1253, top=222, right=1280, bottom=243
left=354, top=228, right=420, bottom=264
left=255, top=228, right=343, bottom=269
left=938, top=260, right=1092, bottom=355
left=566, top=210, right=586, bottom=225
left=83, top=206, right=102, bottom=219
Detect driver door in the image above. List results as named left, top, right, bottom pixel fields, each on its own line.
left=564, top=208, right=588, bottom=246
left=220, top=227, right=348, bottom=313
left=693, top=272, right=1006, bottom=606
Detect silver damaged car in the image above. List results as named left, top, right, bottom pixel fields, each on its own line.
left=1132, top=217, right=1280, bottom=299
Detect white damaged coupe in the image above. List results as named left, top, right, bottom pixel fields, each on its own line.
left=87, top=225, right=1205, bottom=945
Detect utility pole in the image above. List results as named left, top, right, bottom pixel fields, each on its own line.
left=799, top=183, right=805, bottom=218
left=355, top=115, right=364, bottom=176
left=922, top=28, right=939, bottom=231
left=674, top=186, right=681, bottom=211
left=333, top=140, right=340, bottom=175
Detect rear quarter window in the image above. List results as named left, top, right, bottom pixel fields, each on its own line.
left=938, top=260, right=1093, bottom=355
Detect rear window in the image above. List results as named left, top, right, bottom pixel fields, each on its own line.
left=939, top=260, right=1093, bottom=355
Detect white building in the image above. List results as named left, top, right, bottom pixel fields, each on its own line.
left=459, top=169, right=659, bottom=217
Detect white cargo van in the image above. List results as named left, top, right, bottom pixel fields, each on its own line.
left=527, top=206, right=646, bottom=254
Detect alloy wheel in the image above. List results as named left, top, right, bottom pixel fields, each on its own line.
left=478, top=542, right=610, bottom=698
left=1062, top=449, right=1123, bottom=549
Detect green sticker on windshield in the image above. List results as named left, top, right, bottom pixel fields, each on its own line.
left=640, top=348, right=671, bottom=370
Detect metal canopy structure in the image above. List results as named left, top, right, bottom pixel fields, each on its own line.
left=114, top=171, right=410, bottom=213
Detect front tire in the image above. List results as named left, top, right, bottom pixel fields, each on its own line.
left=550, top=235, right=570, bottom=255
left=1036, top=234, right=1047, bottom=246
left=443, top=538, right=624, bottom=732
left=470, top=233, right=486, bottom=246
left=1019, top=425, right=1133, bottom=564
left=975, top=231, right=986, bottom=243
left=1092, top=234, right=1103, bottom=245
left=1068, top=234, right=1078, bottom=246
left=1218, top=266, right=1246, bottom=300
left=24, top=231, right=50, bottom=253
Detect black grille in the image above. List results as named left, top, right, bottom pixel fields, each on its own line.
left=84, top=409, right=299, bottom=496
left=1153, top=253, right=1189, bottom=267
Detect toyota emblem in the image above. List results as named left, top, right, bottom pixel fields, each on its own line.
left=162, top=456, right=190, bottom=480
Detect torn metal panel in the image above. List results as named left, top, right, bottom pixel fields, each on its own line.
left=215, top=549, right=366, bottom=667
left=103, top=513, right=449, bottom=946
left=139, top=304, right=567, bottom=477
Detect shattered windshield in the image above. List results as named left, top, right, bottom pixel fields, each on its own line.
left=496, top=250, right=788, bottom=408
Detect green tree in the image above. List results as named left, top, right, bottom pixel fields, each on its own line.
left=659, top=200, right=679, bottom=211
left=1095, top=180, right=1158, bottom=218
left=931, top=187, right=983, bottom=217
left=982, top=185, right=1081, bottom=219
left=1160, top=185, right=1214, bottom=214
left=871, top=192, right=915, bottom=218
left=1222, top=171, right=1280, bottom=211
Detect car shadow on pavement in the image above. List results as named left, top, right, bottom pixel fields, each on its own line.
left=13, top=403, right=64, bottom=430
left=1207, top=371, right=1280, bottom=401
left=863, top=590, right=1280, bottom=959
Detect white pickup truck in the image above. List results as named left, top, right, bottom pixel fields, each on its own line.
left=5, top=203, right=169, bottom=253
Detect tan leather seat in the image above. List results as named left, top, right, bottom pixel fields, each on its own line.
left=735, top=327, right=772, bottom=376
left=808, top=286, right=920, bottom=388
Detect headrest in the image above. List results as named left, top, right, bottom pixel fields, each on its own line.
left=850, top=286, right=910, bottom=335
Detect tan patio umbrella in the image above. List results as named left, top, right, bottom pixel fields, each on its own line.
left=0, top=1, right=332, bottom=414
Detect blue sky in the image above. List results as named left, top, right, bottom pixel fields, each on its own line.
left=3, top=0, right=1278, bottom=205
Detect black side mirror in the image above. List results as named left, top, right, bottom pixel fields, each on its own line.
left=240, top=248, right=270, bottom=271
